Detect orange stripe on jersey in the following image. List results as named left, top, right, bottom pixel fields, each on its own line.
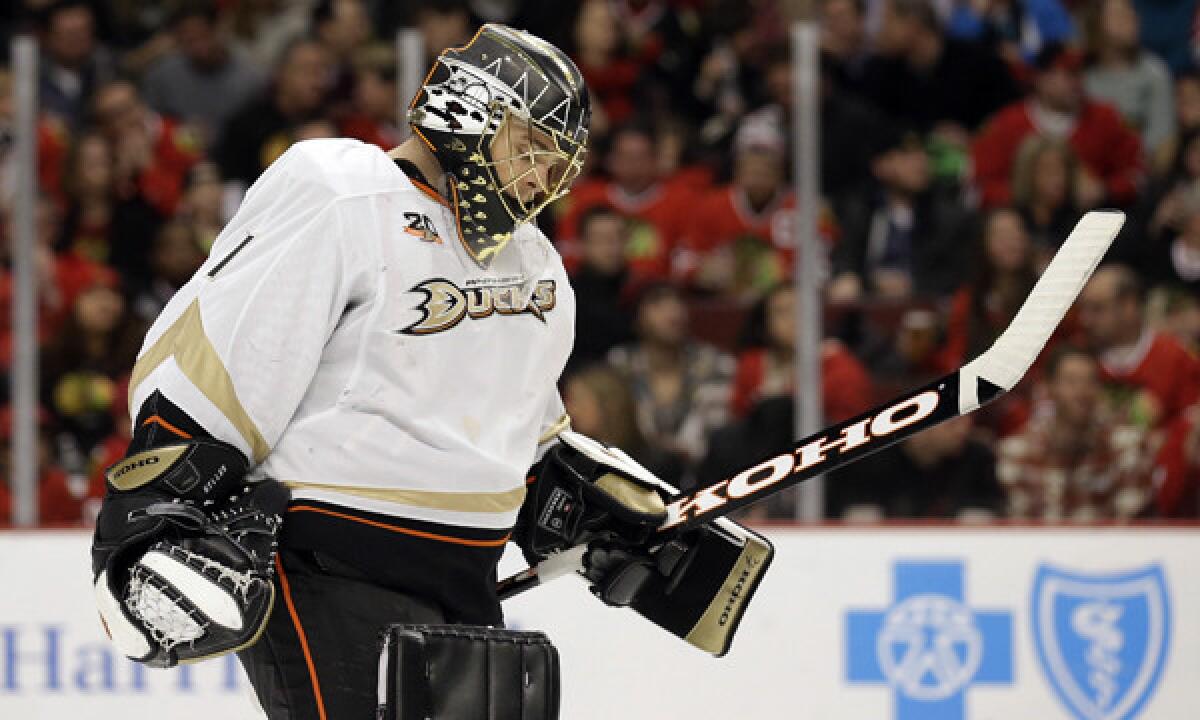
left=141, top=415, right=192, bottom=439
left=287, top=505, right=511, bottom=548
left=408, top=176, right=450, bottom=208
left=275, top=555, right=328, bottom=720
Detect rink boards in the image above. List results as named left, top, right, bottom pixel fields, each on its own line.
left=1, top=527, right=1197, bottom=719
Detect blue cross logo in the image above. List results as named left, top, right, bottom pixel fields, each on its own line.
left=846, top=560, right=1014, bottom=720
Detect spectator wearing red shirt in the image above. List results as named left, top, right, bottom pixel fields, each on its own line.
left=998, top=346, right=1158, bottom=521
left=571, top=0, right=643, bottom=135
left=0, top=67, right=71, bottom=205
left=1152, top=402, right=1200, bottom=517
left=675, top=117, right=832, bottom=300
left=555, top=123, right=694, bottom=278
left=1078, top=263, right=1200, bottom=428
left=0, top=196, right=116, bottom=370
left=41, top=268, right=148, bottom=463
left=731, top=283, right=873, bottom=424
left=972, top=43, right=1144, bottom=210
left=57, top=131, right=162, bottom=290
left=91, top=79, right=203, bottom=218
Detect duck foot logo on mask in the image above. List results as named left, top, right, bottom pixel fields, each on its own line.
left=1032, top=564, right=1171, bottom=720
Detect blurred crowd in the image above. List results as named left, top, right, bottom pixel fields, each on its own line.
left=1, top=0, right=1199, bottom=526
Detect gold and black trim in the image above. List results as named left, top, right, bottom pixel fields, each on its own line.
left=130, top=299, right=271, bottom=462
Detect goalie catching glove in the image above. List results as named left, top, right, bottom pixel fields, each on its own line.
left=91, top=438, right=288, bottom=668
left=517, top=431, right=773, bottom=656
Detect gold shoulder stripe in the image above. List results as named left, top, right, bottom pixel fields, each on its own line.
left=284, top=480, right=527, bottom=514
left=130, top=299, right=271, bottom=463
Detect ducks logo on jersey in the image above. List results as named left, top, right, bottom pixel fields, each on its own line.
left=402, top=278, right=557, bottom=335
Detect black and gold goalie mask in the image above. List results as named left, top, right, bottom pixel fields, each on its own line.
left=409, top=24, right=590, bottom=266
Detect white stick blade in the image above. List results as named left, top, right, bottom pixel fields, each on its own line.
left=959, top=210, right=1124, bottom=413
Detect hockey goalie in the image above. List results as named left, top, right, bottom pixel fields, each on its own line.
left=90, top=24, right=773, bottom=720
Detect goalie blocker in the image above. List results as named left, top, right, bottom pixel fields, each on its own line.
left=517, top=431, right=773, bottom=657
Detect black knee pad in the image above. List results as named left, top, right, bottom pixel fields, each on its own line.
left=377, top=624, right=560, bottom=720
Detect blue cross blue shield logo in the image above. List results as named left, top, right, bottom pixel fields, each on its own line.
left=1032, top=563, right=1171, bottom=720
left=847, top=561, right=1013, bottom=719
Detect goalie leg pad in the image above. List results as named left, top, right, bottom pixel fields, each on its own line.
left=378, top=624, right=560, bottom=720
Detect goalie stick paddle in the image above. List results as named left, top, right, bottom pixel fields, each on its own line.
left=500, top=210, right=1125, bottom=601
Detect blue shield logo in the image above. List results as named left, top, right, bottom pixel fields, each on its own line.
left=1032, top=564, right=1171, bottom=720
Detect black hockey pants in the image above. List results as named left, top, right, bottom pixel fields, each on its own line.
left=238, top=548, right=446, bottom=720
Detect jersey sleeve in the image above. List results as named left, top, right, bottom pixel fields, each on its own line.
left=127, top=143, right=377, bottom=464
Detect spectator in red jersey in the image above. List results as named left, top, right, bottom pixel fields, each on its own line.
left=1011, top=136, right=1086, bottom=265
left=730, top=282, right=873, bottom=423
left=609, top=0, right=705, bottom=115
left=1077, top=263, right=1200, bottom=428
left=1146, top=286, right=1199, bottom=354
left=339, top=45, right=403, bottom=151
left=998, top=345, right=1157, bottom=521
left=570, top=0, right=642, bottom=136
left=828, top=128, right=976, bottom=303
left=675, top=116, right=823, bottom=301
left=972, top=42, right=1144, bottom=209
left=568, top=205, right=637, bottom=372
left=1152, top=401, right=1200, bottom=517
left=608, top=282, right=734, bottom=485
left=0, top=66, right=72, bottom=205
left=57, top=131, right=161, bottom=289
left=555, top=122, right=694, bottom=278
left=92, top=79, right=203, bottom=218
left=0, top=405, right=83, bottom=527
left=41, top=267, right=148, bottom=465
left=0, top=195, right=120, bottom=360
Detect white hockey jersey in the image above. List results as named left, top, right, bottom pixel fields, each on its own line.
left=129, top=138, right=574, bottom=536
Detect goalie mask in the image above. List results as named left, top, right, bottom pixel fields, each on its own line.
left=410, top=24, right=590, bottom=266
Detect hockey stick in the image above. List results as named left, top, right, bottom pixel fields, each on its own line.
left=500, top=210, right=1125, bottom=601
